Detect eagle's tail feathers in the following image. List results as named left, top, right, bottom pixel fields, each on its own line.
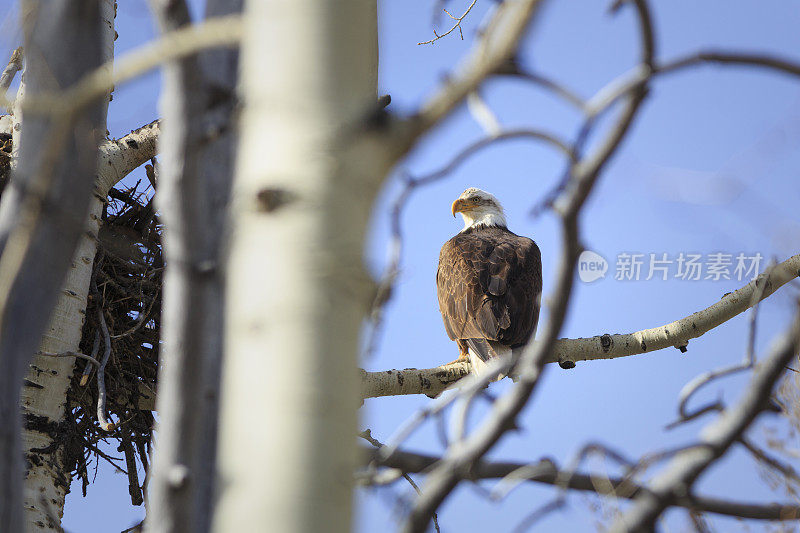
left=466, top=339, right=511, bottom=382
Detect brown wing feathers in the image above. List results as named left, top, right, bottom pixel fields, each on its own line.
left=437, top=226, right=541, bottom=351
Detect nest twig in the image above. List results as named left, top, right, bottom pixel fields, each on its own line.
left=64, top=175, right=162, bottom=505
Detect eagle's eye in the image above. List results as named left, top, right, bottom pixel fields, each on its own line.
left=472, top=197, right=480, bottom=204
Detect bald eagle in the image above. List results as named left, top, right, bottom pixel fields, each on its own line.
left=436, top=188, right=542, bottom=379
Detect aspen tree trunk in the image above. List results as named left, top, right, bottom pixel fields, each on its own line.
left=213, top=0, right=381, bottom=531
left=0, top=1, right=107, bottom=531
left=16, top=2, right=114, bottom=530
left=145, top=0, right=241, bottom=531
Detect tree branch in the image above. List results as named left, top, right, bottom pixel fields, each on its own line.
left=389, top=0, right=547, bottom=158
left=13, top=16, right=242, bottom=118
left=586, top=50, right=800, bottom=117
left=362, top=363, right=471, bottom=399
left=97, top=120, right=161, bottom=194
left=418, top=0, right=478, bottom=45
left=740, top=437, right=800, bottom=489
left=609, top=306, right=800, bottom=532
left=366, top=447, right=800, bottom=521
left=94, top=289, right=115, bottom=432
left=0, top=47, right=23, bottom=93
left=361, top=254, right=800, bottom=399
left=552, top=254, right=800, bottom=367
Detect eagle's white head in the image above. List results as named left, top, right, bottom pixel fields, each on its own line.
left=451, top=187, right=507, bottom=232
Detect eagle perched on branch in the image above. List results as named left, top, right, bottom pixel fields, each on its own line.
left=436, top=188, right=542, bottom=379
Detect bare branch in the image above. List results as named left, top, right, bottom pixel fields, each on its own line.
left=121, top=431, right=144, bottom=506
left=466, top=90, right=501, bottom=135
left=391, top=0, right=547, bottom=156
left=362, top=256, right=800, bottom=399
left=502, top=70, right=587, bottom=112
left=359, top=430, right=441, bottom=533
left=80, top=330, right=101, bottom=386
left=552, top=254, right=800, bottom=368
left=740, top=437, right=800, bottom=489
left=513, top=498, right=565, bottom=531
left=36, top=350, right=99, bottom=367
left=662, top=50, right=800, bottom=78
left=610, top=307, right=800, bottom=532
left=14, top=16, right=242, bottom=119
left=95, top=285, right=115, bottom=432
left=0, top=47, right=23, bottom=93
left=107, top=235, right=794, bottom=419
left=362, top=363, right=471, bottom=399
left=587, top=50, right=800, bottom=117
left=97, top=120, right=161, bottom=195
left=368, top=447, right=800, bottom=521
left=419, top=130, right=575, bottom=183
left=418, top=0, right=478, bottom=45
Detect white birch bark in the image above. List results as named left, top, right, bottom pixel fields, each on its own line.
left=18, top=2, right=115, bottom=531
left=11, top=83, right=23, bottom=163
left=213, top=0, right=382, bottom=531
left=0, top=1, right=107, bottom=530
left=8, top=6, right=161, bottom=530
left=145, top=1, right=241, bottom=531
left=16, top=121, right=162, bottom=533
left=0, top=47, right=23, bottom=95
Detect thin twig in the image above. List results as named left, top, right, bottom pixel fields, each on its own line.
left=397, top=0, right=546, bottom=150
left=418, top=0, right=479, bottom=45
left=36, top=350, right=99, bottom=367
left=359, top=430, right=441, bottom=533
left=505, top=70, right=587, bottom=112
left=110, top=285, right=160, bottom=340
left=94, top=282, right=115, bottom=432
left=740, top=437, right=800, bottom=488
left=81, top=330, right=101, bottom=386
left=512, top=497, right=565, bottom=532
left=121, top=431, right=143, bottom=506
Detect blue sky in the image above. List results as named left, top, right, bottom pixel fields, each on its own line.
left=2, top=1, right=800, bottom=531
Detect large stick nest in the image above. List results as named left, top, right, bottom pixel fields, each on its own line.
left=64, top=168, right=161, bottom=506
left=0, top=128, right=160, bottom=506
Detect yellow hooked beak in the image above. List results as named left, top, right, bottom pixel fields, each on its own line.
left=451, top=198, right=468, bottom=217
